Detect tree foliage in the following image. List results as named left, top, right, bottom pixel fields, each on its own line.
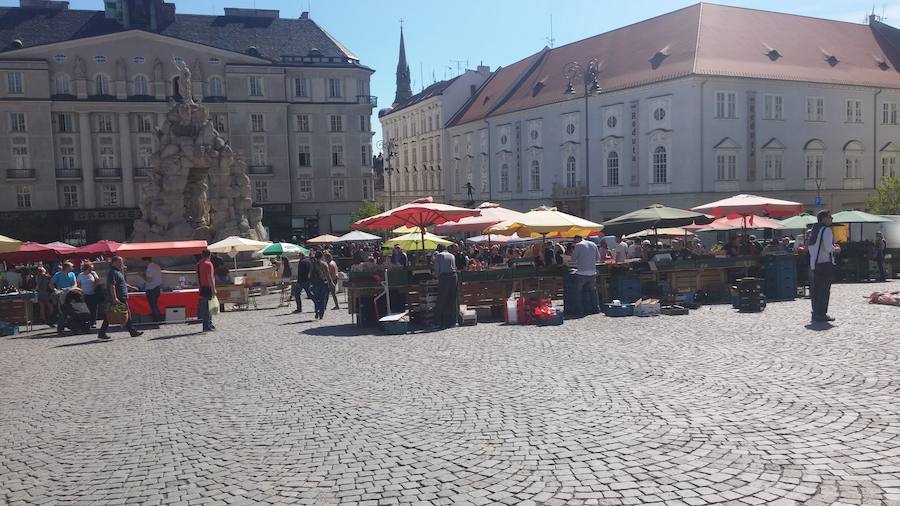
left=868, top=176, right=900, bottom=215
left=350, top=200, right=382, bottom=224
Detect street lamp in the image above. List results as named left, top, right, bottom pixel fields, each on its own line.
left=563, top=59, right=602, bottom=213
left=377, top=138, right=398, bottom=209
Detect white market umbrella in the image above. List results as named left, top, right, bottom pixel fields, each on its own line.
left=334, top=230, right=382, bottom=243
left=208, top=236, right=272, bottom=268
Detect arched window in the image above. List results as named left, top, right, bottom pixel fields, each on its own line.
left=843, top=140, right=864, bottom=179
left=209, top=76, right=223, bottom=97
left=53, top=74, right=70, bottom=95
left=500, top=163, right=510, bottom=192
left=530, top=160, right=541, bottom=190
left=95, top=74, right=110, bottom=95
left=607, top=151, right=619, bottom=186
left=804, top=139, right=825, bottom=180
left=565, top=156, right=577, bottom=188
left=133, top=75, right=149, bottom=96
left=652, top=146, right=667, bottom=183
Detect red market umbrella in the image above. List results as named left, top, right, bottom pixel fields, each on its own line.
left=70, top=240, right=122, bottom=260
left=0, top=242, right=60, bottom=264
left=691, top=194, right=803, bottom=218
left=116, top=240, right=208, bottom=258
left=433, top=202, right=525, bottom=234
left=45, top=241, right=77, bottom=254
left=353, top=197, right=480, bottom=251
left=698, top=214, right=786, bottom=231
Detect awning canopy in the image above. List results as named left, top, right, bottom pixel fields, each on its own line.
left=306, top=234, right=341, bottom=244
left=692, top=194, right=803, bottom=218
left=116, top=240, right=208, bottom=258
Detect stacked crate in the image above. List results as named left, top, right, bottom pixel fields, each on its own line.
left=608, top=273, right=641, bottom=303
left=763, top=255, right=797, bottom=301
left=734, top=277, right=766, bottom=312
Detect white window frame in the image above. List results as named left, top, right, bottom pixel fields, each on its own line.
left=248, top=76, right=264, bottom=97
left=296, top=114, right=311, bottom=132
left=652, top=146, right=668, bottom=183
left=135, top=113, right=154, bottom=133
left=294, top=77, right=308, bottom=98
left=715, top=91, right=737, bottom=119
left=332, top=178, right=346, bottom=200
left=331, top=144, right=344, bottom=166
left=806, top=97, right=825, bottom=122
left=805, top=152, right=824, bottom=179
left=328, top=78, right=344, bottom=98
left=53, top=74, right=71, bottom=95
left=7, top=71, right=23, bottom=94
left=298, top=144, right=311, bottom=167
left=253, top=180, right=269, bottom=202
left=883, top=102, right=898, bottom=125
left=15, top=184, right=32, bottom=209
left=298, top=177, right=313, bottom=200
left=846, top=99, right=863, bottom=124
left=329, top=114, right=343, bottom=132
left=55, top=113, right=75, bottom=133
left=606, top=151, right=620, bottom=186
left=529, top=160, right=541, bottom=191
left=133, top=75, right=149, bottom=96
left=763, top=94, right=783, bottom=120
left=101, top=183, right=120, bottom=207
left=208, top=76, right=224, bottom=97
left=137, top=135, right=153, bottom=168
left=499, top=163, right=510, bottom=192
left=715, top=152, right=738, bottom=181
left=62, top=184, right=79, bottom=209
left=251, top=136, right=267, bottom=166
left=98, top=136, right=116, bottom=168
left=763, top=152, right=783, bottom=180
left=9, top=112, right=26, bottom=132
left=882, top=155, right=897, bottom=177
left=250, top=113, right=265, bottom=132
left=11, top=136, right=30, bottom=170
left=96, top=114, right=114, bottom=133
left=95, top=74, right=110, bottom=96
left=58, top=137, right=77, bottom=169
left=565, top=156, right=577, bottom=188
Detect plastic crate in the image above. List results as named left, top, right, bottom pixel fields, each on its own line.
left=603, top=303, right=635, bottom=317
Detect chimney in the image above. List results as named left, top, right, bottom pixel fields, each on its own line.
left=477, top=64, right=490, bottom=75
left=299, top=11, right=309, bottom=19
left=20, top=0, right=69, bottom=9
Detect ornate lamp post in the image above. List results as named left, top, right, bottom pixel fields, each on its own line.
left=377, top=138, right=398, bottom=209
left=564, top=59, right=602, bottom=213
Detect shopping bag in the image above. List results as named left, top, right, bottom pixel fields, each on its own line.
left=209, top=295, right=220, bottom=315
left=106, top=302, right=129, bottom=324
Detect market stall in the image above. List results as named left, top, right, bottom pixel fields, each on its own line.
left=127, top=289, right=200, bottom=320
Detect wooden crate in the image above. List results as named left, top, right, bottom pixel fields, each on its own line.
left=460, top=281, right=512, bottom=308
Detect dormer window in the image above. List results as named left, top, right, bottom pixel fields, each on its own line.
left=821, top=50, right=838, bottom=67
left=94, top=55, right=107, bottom=64
left=762, top=43, right=781, bottom=61
left=875, top=56, right=890, bottom=71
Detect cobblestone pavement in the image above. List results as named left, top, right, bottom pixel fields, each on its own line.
left=1, top=281, right=900, bottom=506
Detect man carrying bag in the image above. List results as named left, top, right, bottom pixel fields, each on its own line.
left=98, top=256, right=143, bottom=340
left=197, top=249, right=217, bottom=332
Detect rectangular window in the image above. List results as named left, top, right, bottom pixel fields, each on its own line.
left=251, top=136, right=267, bottom=166
left=249, top=76, right=264, bottom=97
left=883, top=103, right=898, bottom=125
left=806, top=154, right=824, bottom=179
left=763, top=95, right=783, bottom=120
left=96, top=114, right=114, bottom=133
left=250, top=113, right=265, bottom=132
left=328, top=78, right=344, bottom=98
left=846, top=99, right=863, bottom=123
left=361, top=145, right=369, bottom=166
left=212, top=113, right=227, bottom=132
left=137, top=136, right=153, bottom=167
left=296, top=114, right=310, bottom=132
left=298, top=144, right=311, bottom=166
left=7, top=71, right=23, bottom=94
left=806, top=97, right=825, bottom=121
left=763, top=153, right=783, bottom=179
left=62, top=184, right=79, bottom=208
left=332, top=179, right=346, bottom=200
left=362, top=179, right=371, bottom=201
left=15, top=184, right=31, bottom=209
left=356, top=79, right=366, bottom=97
left=298, top=177, right=312, bottom=200
left=715, top=92, right=737, bottom=118
left=11, top=137, right=29, bottom=170
left=359, top=115, right=368, bottom=132
left=99, top=136, right=116, bottom=168
left=329, top=114, right=343, bottom=132
left=845, top=157, right=861, bottom=179
left=331, top=144, right=344, bottom=166
left=135, top=113, right=154, bottom=133
left=500, top=164, right=510, bottom=192
left=294, top=78, right=308, bottom=97
left=101, top=183, right=119, bottom=207
left=882, top=156, right=897, bottom=177
left=9, top=112, right=26, bottom=132
left=55, top=113, right=75, bottom=133
left=253, top=180, right=268, bottom=202
left=58, top=137, right=76, bottom=169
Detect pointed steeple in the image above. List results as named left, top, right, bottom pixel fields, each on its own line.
left=394, top=26, right=412, bottom=105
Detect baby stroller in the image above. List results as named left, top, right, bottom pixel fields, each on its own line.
left=58, top=288, right=93, bottom=335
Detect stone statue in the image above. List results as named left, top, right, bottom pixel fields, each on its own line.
left=73, top=56, right=86, bottom=79
left=131, top=60, right=268, bottom=249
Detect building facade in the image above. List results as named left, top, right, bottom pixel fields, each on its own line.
left=0, top=0, right=374, bottom=243
left=377, top=30, right=490, bottom=209
left=446, top=3, right=900, bottom=222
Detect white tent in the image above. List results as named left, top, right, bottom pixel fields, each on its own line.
left=334, top=230, right=382, bottom=243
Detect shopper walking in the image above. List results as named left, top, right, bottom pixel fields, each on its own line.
left=292, top=251, right=312, bottom=313
left=76, top=261, right=101, bottom=327
left=196, top=249, right=217, bottom=332
left=433, top=244, right=458, bottom=328
left=142, top=257, right=163, bottom=322
left=309, top=251, right=331, bottom=319
left=98, top=256, right=143, bottom=340
left=569, top=235, right=601, bottom=314
left=809, top=210, right=836, bottom=323
left=324, top=252, right=341, bottom=310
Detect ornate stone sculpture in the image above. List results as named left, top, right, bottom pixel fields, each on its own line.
left=131, top=61, right=268, bottom=245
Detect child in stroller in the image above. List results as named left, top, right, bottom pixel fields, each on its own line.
left=58, top=287, right=93, bottom=334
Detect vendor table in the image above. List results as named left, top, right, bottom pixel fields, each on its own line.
left=128, top=289, right=200, bottom=319
left=0, top=292, right=34, bottom=327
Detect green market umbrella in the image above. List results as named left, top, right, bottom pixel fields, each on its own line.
left=601, top=204, right=714, bottom=237
left=831, top=210, right=892, bottom=224
left=257, top=242, right=309, bottom=256
left=780, top=214, right=818, bottom=229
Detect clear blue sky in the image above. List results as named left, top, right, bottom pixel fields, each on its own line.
left=3, top=0, right=895, bottom=147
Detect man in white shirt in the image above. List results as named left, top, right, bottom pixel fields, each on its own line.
left=143, top=257, right=163, bottom=322
left=614, top=239, right=628, bottom=263
left=808, top=210, right=835, bottom=322
left=626, top=239, right=641, bottom=259
left=569, top=235, right=601, bottom=314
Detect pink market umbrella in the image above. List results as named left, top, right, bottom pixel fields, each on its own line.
left=353, top=197, right=480, bottom=251
left=70, top=240, right=122, bottom=260
left=433, top=202, right=525, bottom=234
left=691, top=194, right=803, bottom=218
left=698, top=214, right=786, bottom=231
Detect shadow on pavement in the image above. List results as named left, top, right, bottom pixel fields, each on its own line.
left=805, top=321, right=834, bottom=331
left=53, top=339, right=111, bottom=348
left=148, top=331, right=202, bottom=341
left=302, top=324, right=376, bottom=337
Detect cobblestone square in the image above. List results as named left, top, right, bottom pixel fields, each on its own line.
left=1, top=281, right=899, bottom=505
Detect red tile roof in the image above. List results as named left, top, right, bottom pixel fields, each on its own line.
left=450, top=3, right=900, bottom=127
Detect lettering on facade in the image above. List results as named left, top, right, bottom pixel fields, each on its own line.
left=747, top=91, right=756, bottom=181
left=630, top=100, right=640, bottom=186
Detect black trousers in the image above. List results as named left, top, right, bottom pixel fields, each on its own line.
left=146, top=287, right=162, bottom=321
left=436, top=274, right=458, bottom=328
left=811, top=262, right=834, bottom=319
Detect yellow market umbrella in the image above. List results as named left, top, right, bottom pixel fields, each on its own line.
left=392, top=225, right=420, bottom=234
left=484, top=206, right=603, bottom=238
left=384, top=232, right=452, bottom=251
left=0, top=235, right=22, bottom=254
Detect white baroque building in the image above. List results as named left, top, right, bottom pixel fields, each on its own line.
left=0, top=0, right=375, bottom=243
left=445, top=3, right=900, bottom=221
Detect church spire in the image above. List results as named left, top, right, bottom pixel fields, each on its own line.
left=394, top=25, right=412, bottom=105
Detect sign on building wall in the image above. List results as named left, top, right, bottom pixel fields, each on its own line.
left=629, top=100, right=640, bottom=186
left=747, top=91, right=757, bottom=181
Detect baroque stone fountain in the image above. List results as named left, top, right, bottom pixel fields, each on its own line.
left=131, top=59, right=268, bottom=244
